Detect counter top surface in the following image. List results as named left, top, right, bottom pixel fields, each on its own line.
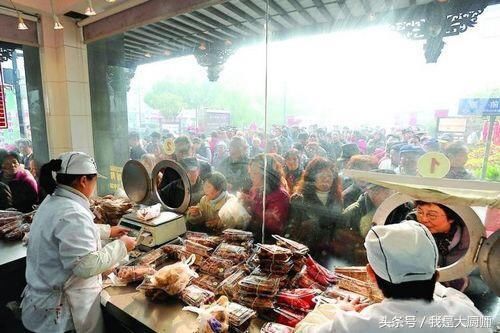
left=0, top=240, right=26, bottom=267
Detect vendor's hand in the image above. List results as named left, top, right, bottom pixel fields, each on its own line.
left=110, top=226, right=129, bottom=238
left=336, top=296, right=370, bottom=312
left=188, top=206, right=201, bottom=217
left=120, top=235, right=137, bottom=252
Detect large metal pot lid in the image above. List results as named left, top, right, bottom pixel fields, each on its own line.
left=152, top=159, right=191, bottom=214
left=122, top=160, right=152, bottom=204
left=477, top=229, right=500, bottom=296
left=372, top=193, right=486, bottom=284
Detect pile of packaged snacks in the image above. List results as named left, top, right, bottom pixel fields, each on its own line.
left=227, top=302, right=256, bottom=333
left=213, top=243, right=249, bottom=264
left=138, top=248, right=166, bottom=267
left=304, top=255, right=336, bottom=287
left=200, top=256, right=234, bottom=278
left=218, top=270, right=247, bottom=299
left=223, top=229, right=254, bottom=249
left=4, top=223, right=30, bottom=240
left=186, top=231, right=223, bottom=248
left=273, top=235, right=309, bottom=272
left=180, top=284, right=215, bottom=307
left=292, top=267, right=327, bottom=291
left=276, top=289, right=320, bottom=312
left=192, top=273, right=223, bottom=293
left=335, top=273, right=383, bottom=302
left=185, top=239, right=213, bottom=257
left=116, top=266, right=156, bottom=283
left=256, top=244, right=293, bottom=275
left=273, top=307, right=306, bottom=328
left=260, top=322, right=294, bottom=333
left=334, top=266, right=369, bottom=281
left=236, top=275, right=280, bottom=310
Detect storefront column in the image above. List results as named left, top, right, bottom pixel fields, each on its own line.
left=38, top=15, right=94, bottom=157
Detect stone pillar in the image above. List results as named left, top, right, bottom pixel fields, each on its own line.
left=38, top=15, right=94, bottom=157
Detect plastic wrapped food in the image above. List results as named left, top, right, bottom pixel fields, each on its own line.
left=192, top=273, right=223, bottom=293
left=323, top=285, right=370, bottom=303
left=334, top=266, right=368, bottom=281
left=185, top=239, right=213, bottom=257
left=183, top=296, right=230, bottom=333
left=223, top=229, right=253, bottom=242
left=273, top=307, right=306, bottom=328
left=0, top=220, right=22, bottom=236
left=260, top=322, right=294, bottom=333
left=200, top=256, right=234, bottom=278
left=238, top=275, right=280, bottom=298
left=5, top=223, right=30, bottom=241
left=237, top=294, right=275, bottom=310
left=227, top=302, right=256, bottom=332
left=91, top=195, right=133, bottom=225
left=138, top=254, right=197, bottom=296
left=186, top=231, right=223, bottom=248
left=272, top=235, right=309, bottom=255
left=276, top=289, right=320, bottom=312
left=224, top=263, right=252, bottom=279
left=160, top=244, right=183, bottom=259
left=213, top=243, right=248, bottom=264
left=218, top=270, right=247, bottom=299
left=139, top=248, right=166, bottom=267
left=180, top=284, right=215, bottom=307
left=117, top=266, right=156, bottom=283
left=305, top=255, right=336, bottom=287
left=258, top=259, right=293, bottom=275
left=0, top=211, right=23, bottom=226
left=336, top=273, right=383, bottom=302
left=179, top=249, right=205, bottom=266
left=257, top=244, right=292, bottom=262
left=292, top=268, right=326, bottom=291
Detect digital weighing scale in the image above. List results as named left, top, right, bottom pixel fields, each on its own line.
left=119, top=159, right=191, bottom=247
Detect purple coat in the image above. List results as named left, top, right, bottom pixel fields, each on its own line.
left=1, top=169, right=38, bottom=212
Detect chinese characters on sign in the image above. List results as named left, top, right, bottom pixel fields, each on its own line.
left=109, top=165, right=123, bottom=192
left=0, top=64, right=8, bottom=129
left=379, top=315, right=492, bottom=329
left=459, top=98, right=500, bottom=116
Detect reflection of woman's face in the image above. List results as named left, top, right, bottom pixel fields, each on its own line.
left=248, top=163, right=264, bottom=188
left=203, top=182, right=220, bottom=200
left=285, top=156, right=299, bottom=171
left=416, top=203, right=452, bottom=234
left=314, top=168, right=334, bottom=192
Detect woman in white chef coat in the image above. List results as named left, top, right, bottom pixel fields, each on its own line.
left=21, top=152, right=136, bottom=333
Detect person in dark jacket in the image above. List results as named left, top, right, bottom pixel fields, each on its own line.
left=217, top=136, right=251, bottom=192
left=286, top=157, right=343, bottom=262
left=342, top=155, right=378, bottom=208
left=0, top=181, right=13, bottom=210
left=283, top=149, right=303, bottom=192
left=129, top=131, right=147, bottom=161
left=0, top=151, right=38, bottom=212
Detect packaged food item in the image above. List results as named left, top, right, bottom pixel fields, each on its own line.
left=292, top=268, right=326, bottom=291
left=91, top=195, right=133, bottom=225
left=139, top=248, right=166, bottom=266
left=276, top=289, right=320, bottom=312
left=227, top=302, right=256, bottom=332
left=185, top=239, right=213, bottom=257
left=183, top=296, right=230, bottom=333
left=180, top=284, right=215, bottom=307
left=0, top=220, right=22, bottom=236
left=137, top=254, right=197, bottom=296
left=218, top=270, right=247, bottom=299
left=186, top=231, right=223, bottom=248
left=192, top=273, right=223, bottom=293
left=260, top=322, right=294, bottom=333
left=5, top=223, right=30, bottom=241
left=305, top=255, right=336, bottom=286
left=258, top=259, right=293, bottom=275
left=213, top=243, right=248, bottom=264
left=272, top=235, right=309, bottom=255
left=336, top=273, right=383, bottom=302
left=273, top=307, right=306, bottom=328
left=224, top=262, right=252, bottom=278
left=200, top=256, right=234, bottom=278
left=323, top=285, right=370, bottom=303
left=117, top=266, right=156, bottom=283
left=237, top=294, right=275, bottom=310
left=223, top=229, right=253, bottom=242
left=334, top=266, right=368, bottom=281
left=0, top=211, right=23, bottom=226
left=238, top=275, right=280, bottom=298
left=257, top=244, right=292, bottom=262
left=179, top=249, right=205, bottom=266
left=292, top=256, right=307, bottom=273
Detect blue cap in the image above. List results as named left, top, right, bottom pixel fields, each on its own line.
left=399, top=145, right=425, bottom=155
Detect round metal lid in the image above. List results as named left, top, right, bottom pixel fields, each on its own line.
left=152, top=159, right=191, bottom=214
left=372, top=192, right=486, bottom=283
left=477, top=229, right=500, bottom=296
left=122, top=160, right=152, bottom=204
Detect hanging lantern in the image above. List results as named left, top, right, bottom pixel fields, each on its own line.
left=193, top=41, right=233, bottom=82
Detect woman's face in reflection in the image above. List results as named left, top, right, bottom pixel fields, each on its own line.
left=314, top=168, right=334, bottom=192
left=285, top=155, right=299, bottom=171
left=203, top=181, right=220, bottom=200
left=248, top=162, right=264, bottom=188
left=416, top=203, right=452, bottom=234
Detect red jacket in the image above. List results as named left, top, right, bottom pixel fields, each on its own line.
left=250, top=186, right=290, bottom=237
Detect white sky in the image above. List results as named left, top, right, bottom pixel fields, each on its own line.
left=129, top=4, right=500, bottom=128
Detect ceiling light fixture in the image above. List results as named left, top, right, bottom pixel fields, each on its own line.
left=49, top=0, right=63, bottom=30
left=144, top=53, right=151, bottom=58
left=9, top=0, right=28, bottom=30
left=85, top=0, right=97, bottom=16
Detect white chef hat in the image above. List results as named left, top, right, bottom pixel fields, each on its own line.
left=364, top=220, right=439, bottom=284
left=57, top=152, right=106, bottom=178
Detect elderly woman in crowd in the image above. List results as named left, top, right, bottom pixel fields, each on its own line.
left=287, top=157, right=343, bottom=260
left=283, top=148, right=303, bottom=192
left=0, top=150, right=38, bottom=212
left=240, top=153, right=290, bottom=242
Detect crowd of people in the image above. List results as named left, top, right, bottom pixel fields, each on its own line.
left=128, top=124, right=483, bottom=293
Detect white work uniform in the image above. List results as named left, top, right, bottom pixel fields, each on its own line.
left=297, top=285, right=492, bottom=333
left=21, top=185, right=127, bottom=333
